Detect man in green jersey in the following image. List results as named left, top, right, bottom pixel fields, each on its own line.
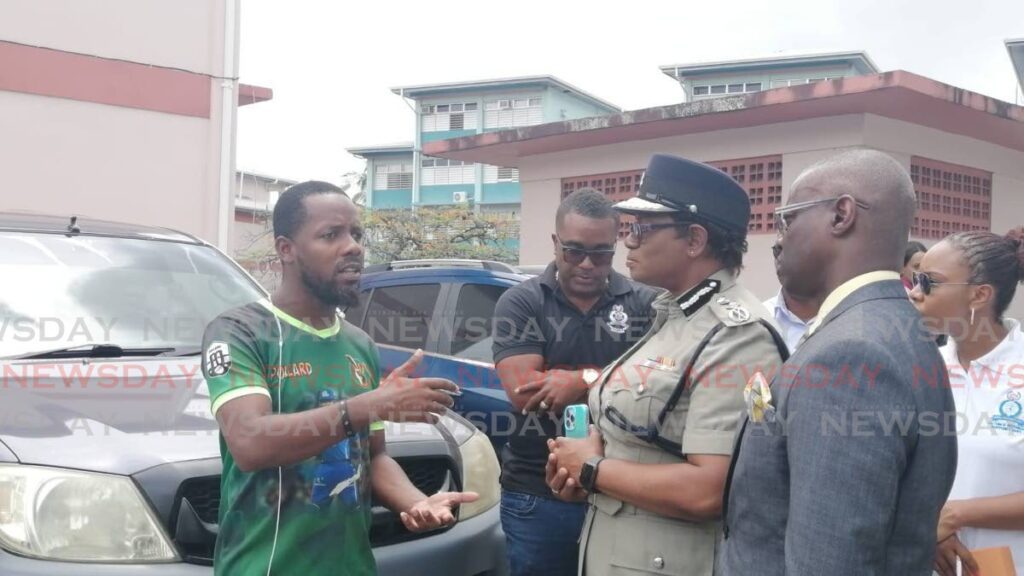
left=202, top=181, right=478, bottom=575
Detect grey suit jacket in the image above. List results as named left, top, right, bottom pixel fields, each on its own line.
left=720, top=279, right=957, bottom=576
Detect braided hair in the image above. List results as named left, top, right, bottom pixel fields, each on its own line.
left=944, top=227, right=1024, bottom=320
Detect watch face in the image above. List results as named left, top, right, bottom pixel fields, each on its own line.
left=581, top=457, right=603, bottom=492
left=580, top=462, right=595, bottom=489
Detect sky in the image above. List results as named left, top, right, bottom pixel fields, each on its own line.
left=236, top=0, right=1024, bottom=185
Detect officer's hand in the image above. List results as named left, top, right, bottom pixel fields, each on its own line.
left=368, top=350, right=460, bottom=424
left=933, top=534, right=979, bottom=576
left=545, top=451, right=587, bottom=502
left=517, top=369, right=585, bottom=415
left=548, top=426, right=604, bottom=482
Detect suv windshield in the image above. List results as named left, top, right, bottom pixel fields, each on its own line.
left=0, top=231, right=266, bottom=358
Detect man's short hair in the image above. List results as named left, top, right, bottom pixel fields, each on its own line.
left=272, top=180, right=347, bottom=239
left=555, top=188, right=620, bottom=230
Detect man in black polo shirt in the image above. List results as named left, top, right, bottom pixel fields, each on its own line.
left=493, top=189, right=658, bottom=576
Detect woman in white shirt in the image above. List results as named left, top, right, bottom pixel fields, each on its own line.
left=910, top=228, right=1024, bottom=576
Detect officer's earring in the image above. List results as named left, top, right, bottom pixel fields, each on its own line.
left=970, top=307, right=975, bottom=326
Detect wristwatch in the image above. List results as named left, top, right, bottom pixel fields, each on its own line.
left=579, top=456, right=605, bottom=493
left=582, top=368, right=601, bottom=387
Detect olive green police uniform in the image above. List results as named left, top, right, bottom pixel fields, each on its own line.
left=576, top=154, right=788, bottom=576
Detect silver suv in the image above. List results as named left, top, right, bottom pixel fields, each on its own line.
left=0, top=213, right=506, bottom=575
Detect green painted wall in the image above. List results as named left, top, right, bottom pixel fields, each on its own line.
left=371, top=189, right=412, bottom=209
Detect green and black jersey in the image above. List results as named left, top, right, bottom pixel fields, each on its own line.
left=202, top=299, right=385, bottom=576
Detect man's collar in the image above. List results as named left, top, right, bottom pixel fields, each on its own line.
left=772, top=290, right=812, bottom=326
left=540, top=261, right=559, bottom=290
left=608, top=269, right=632, bottom=296
left=806, top=271, right=900, bottom=335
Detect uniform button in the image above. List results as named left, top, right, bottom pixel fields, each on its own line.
left=652, top=557, right=665, bottom=570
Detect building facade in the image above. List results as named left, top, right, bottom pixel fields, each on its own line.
left=347, top=76, right=619, bottom=214
left=228, top=170, right=304, bottom=291
left=0, top=0, right=271, bottom=248
left=425, top=68, right=1024, bottom=318
left=661, top=51, right=878, bottom=102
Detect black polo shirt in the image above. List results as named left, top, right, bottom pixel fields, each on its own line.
left=492, top=262, right=659, bottom=497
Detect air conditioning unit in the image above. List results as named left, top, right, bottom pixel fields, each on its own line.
left=452, top=191, right=469, bottom=204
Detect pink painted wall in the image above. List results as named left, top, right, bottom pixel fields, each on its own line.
left=517, top=114, right=1024, bottom=319
left=0, top=0, right=236, bottom=246
left=0, top=0, right=226, bottom=76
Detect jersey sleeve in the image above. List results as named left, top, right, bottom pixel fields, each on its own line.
left=202, top=312, right=270, bottom=416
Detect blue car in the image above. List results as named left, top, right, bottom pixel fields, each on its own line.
left=344, top=260, right=533, bottom=454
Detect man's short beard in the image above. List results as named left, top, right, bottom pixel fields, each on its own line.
left=299, top=265, right=360, bottom=310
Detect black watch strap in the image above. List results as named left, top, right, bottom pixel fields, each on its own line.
left=581, top=456, right=606, bottom=493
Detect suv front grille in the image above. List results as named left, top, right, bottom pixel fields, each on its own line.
left=171, top=457, right=456, bottom=564
left=398, top=458, right=449, bottom=496
left=179, top=476, right=220, bottom=524
left=369, top=457, right=455, bottom=547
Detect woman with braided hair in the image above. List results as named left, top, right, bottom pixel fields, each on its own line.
left=911, top=227, right=1024, bottom=576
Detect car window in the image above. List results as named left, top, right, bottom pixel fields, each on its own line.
left=0, top=232, right=265, bottom=357
left=451, top=284, right=506, bottom=362
left=363, top=284, right=441, bottom=349
left=344, top=291, right=369, bottom=328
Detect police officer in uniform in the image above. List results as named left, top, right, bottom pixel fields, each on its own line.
left=546, top=154, right=788, bottom=576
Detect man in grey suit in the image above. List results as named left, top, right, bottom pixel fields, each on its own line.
left=721, top=150, right=957, bottom=576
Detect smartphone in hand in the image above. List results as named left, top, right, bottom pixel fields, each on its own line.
left=563, top=404, right=589, bottom=439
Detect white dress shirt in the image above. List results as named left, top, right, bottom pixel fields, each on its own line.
left=763, top=291, right=813, bottom=354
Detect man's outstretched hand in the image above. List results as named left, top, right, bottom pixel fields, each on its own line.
left=400, top=491, right=480, bottom=532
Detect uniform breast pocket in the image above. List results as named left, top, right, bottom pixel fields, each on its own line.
left=603, top=365, right=686, bottom=446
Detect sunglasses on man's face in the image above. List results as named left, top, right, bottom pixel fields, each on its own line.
left=912, top=272, right=978, bottom=296
left=556, top=237, right=615, bottom=266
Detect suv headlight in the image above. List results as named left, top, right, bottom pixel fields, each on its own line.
left=450, top=420, right=500, bottom=521
left=0, top=464, right=178, bottom=563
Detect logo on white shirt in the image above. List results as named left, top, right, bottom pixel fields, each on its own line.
left=994, top=390, right=1024, bottom=433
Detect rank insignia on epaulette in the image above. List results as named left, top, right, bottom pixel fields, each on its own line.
left=716, top=297, right=750, bottom=323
